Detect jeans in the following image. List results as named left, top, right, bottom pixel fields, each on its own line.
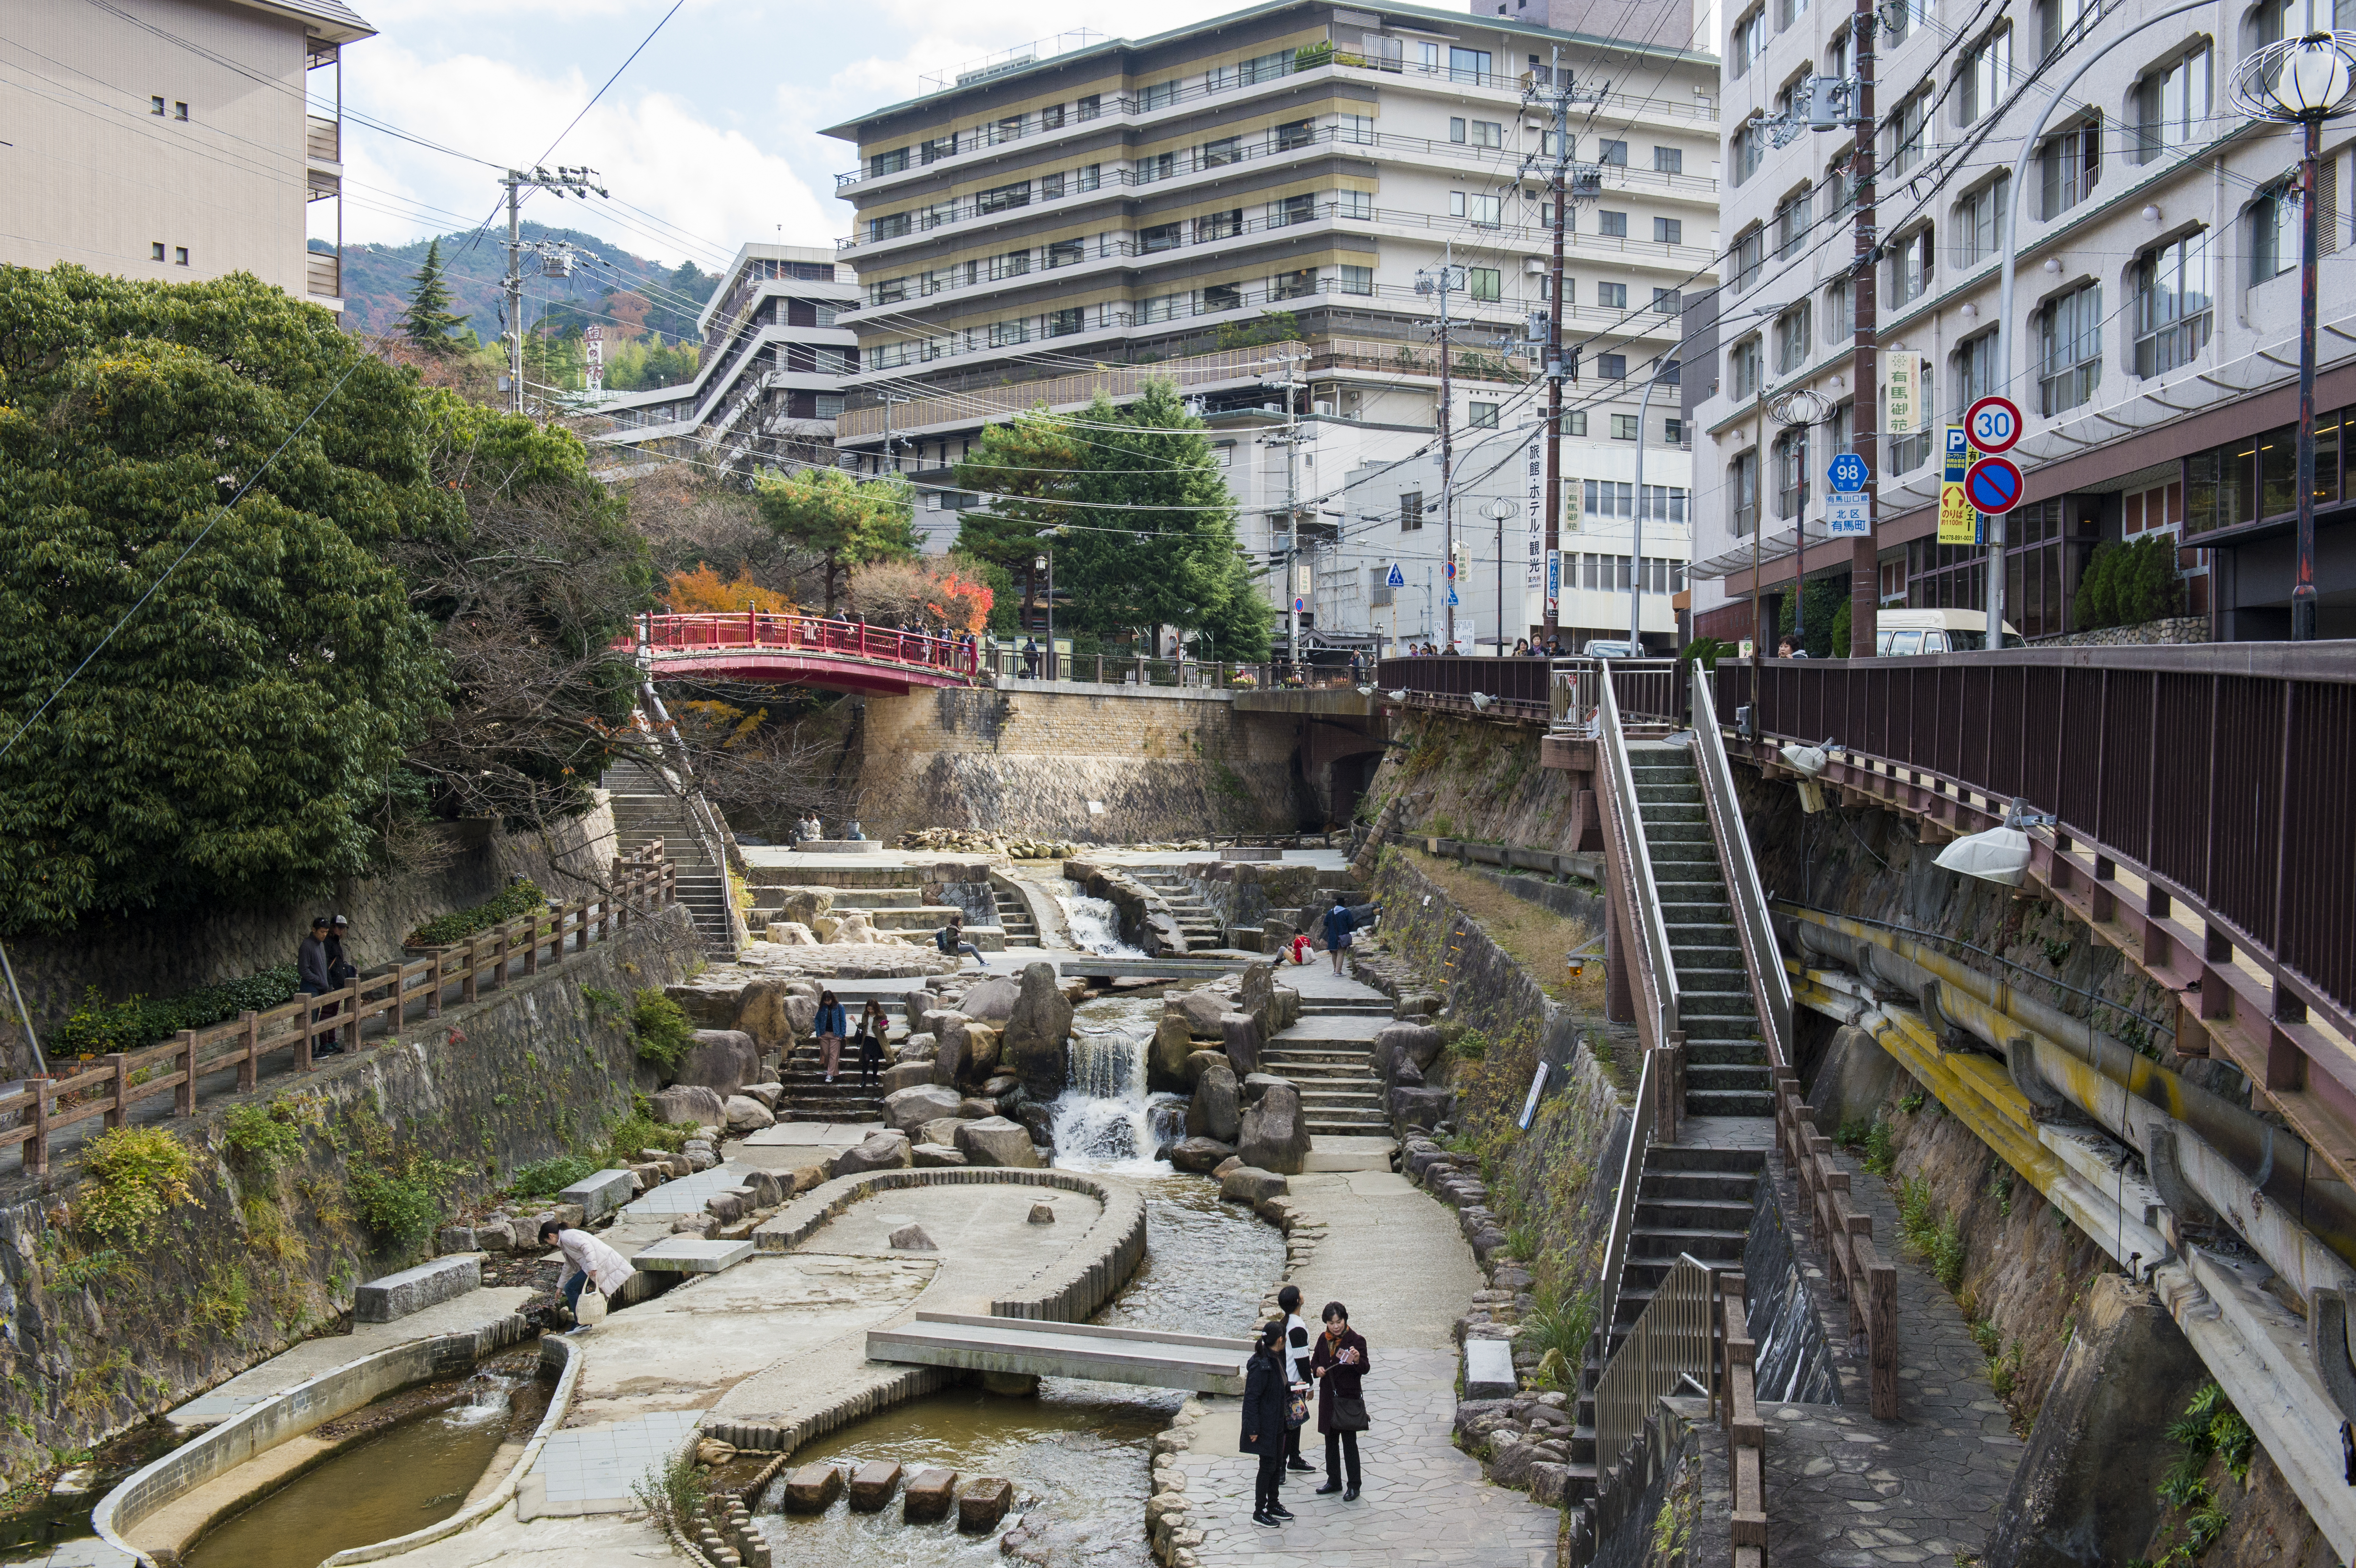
left=1254, top=1449, right=1285, bottom=1514
left=563, top=1271, right=586, bottom=1315
left=1325, top=1429, right=1361, bottom=1488
left=957, top=942, right=984, bottom=966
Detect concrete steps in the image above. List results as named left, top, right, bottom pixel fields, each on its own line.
left=1134, top=871, right=1223, bottom=946
left=1261, top=1027, right=1388, bottom=1137
left=775, top=1038, right=886, bottom=1121
left=993, top=885, right=1040, bottom=946
left=605, top=760, right=737, bottom=958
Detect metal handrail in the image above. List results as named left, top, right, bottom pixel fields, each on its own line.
left=1594, top=1252, right=1721, bottom=1494
left=1599, top=672, right=1681, bottom=1047
left=1594, top=1045, right=1670, bottom=1373
left=1692, top=673, right=1792, bottom=1069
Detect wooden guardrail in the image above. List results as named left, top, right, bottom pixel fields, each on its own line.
left=0, top=845, right=676, bottom=1178
left=1721, top=1270, right=1766, bottom=1568
left=1769, top=1064, right=1898, bottom=1418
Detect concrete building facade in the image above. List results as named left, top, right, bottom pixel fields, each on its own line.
left=1689, top=0, right=2356, bottom=646
left=0, top=0, right=371, bottom=309
left=822, top=0, right=1719, bottom=652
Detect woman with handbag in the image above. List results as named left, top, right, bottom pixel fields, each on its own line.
left=1309, top=1300, right=1372, bottom=1499
left=1239, top=1321, right=1297, bottom=1527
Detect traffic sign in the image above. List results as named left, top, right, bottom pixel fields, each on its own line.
left=1964, top=395, right=2023, bottom=455
left=1964, top=455, right=2025, bottom=514
left=1293, top=597, right=1306, bottom=613
left=1443, top=559, right=1457, bottom=580
left=1447, top=587, right=1460, bottom=606
left=1385, top=563, right=1407, bottom=589
left=1827, top=453, right=1868, bottom=492
left=1825, top=493, right=1871, bottom=536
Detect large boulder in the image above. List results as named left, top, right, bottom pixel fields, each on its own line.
left=765, top=922, right=818, bottom=946
left=1375, top=1022, right=1445, bottom=1081
left=1184, top=1048, right=1228, bottom=1085
left=1001, top=962, right=1073, bottom=1098
left=884, top=1084, right=964, bottom=1135
left=1148, top=1014, right=1195, bottom=1094
left=1171, top=991, right=1228, bottom=1037
left=1390, top=1086, right=1456, bottom=1130
left=881, top=1061, right=937, bottom=1095
left=1270, top=983, right=1302, bottom=1033
left=650, top=1085, right=726, bottom=1125
left=931, top=1013, right=975, bottom=1086
left=1221, top=1013, right=1262, bottom=1077
left=676, top=1030, right=761, bottom=1098
left=897, top=1033, right=937, bottom=1063
left=831, top=1130, right=913, bottom=1176
left=1240, top=1072, right=1291, bottom=1106
left=901, top=985, right=939, bottom=1024
left=1186, top=1063, right=1241, bottom=1143
left=963, top=1023, right=1002, bottom=1082
left=954, top=1116, right=1043, bottom=1168
left=1238, top=960, right=1275, bottom=1032
left=1237, top=1080, right=1309, bottom=1176
left=784, top=992, right=820, bottom=1038
left=769, top=886, right=836, bottom=927
left=960, top=975, right=1020, bottom=1024
left=723, top=1094, right=776, bottom=1132
left=919, top=1117, right=968, bottom=1150
left=735, top=981, right=795, bottom=1053
left=1166, top=1136, right=1236, bottom=1173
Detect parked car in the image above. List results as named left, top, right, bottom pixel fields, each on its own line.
left=1872, top=609, right=2020, bottom=655
left=1580, top=639, right=1644, bottom=658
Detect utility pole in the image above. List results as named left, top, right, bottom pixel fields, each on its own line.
left=1263, top=349, right=1309, bottom=667
left=1845, top=3, right=1880, bottom=657
left=499, top=164, right=607, bottom=416
left=1539, top=50, right=1573, bottom=652
left=1419, top=248, right=1463, bottom=652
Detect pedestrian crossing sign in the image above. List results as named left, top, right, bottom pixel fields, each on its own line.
left=1385, top=563, right=1407, bottom=588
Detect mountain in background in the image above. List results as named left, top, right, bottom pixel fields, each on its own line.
left=326, top=223, right=718, bottom=342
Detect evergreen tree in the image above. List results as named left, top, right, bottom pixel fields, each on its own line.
left=755, top=466, right=920, bottom=612
left=952, top=409, right=1083, bottom=633
left=396, top=238, right=469, bottom=356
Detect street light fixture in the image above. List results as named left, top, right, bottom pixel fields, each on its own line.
left=2233, top=30, right=2356, bottom=641
left=1034, top=550, right=1054, bottom=680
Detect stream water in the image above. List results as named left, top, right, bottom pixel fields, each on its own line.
left=1057, top=893, right=1148, bottom=958
left=1050, top=996, right=1188, bottom=1174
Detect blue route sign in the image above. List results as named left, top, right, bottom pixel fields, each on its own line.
left=1827, top=453, right=1869, bottom=492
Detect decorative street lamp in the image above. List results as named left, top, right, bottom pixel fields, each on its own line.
left=2232, top=30, right=2356, bottom=641
left=1034, top=550, right=1055, bottom=680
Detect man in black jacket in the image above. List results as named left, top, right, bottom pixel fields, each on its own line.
left=295, top=917, right=344, bottom=1057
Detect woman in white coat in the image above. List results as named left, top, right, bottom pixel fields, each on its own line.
left=539, top=1219, right=633, bottom=1319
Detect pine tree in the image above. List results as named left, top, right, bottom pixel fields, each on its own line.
left=397, top=238, right=469, bottom=356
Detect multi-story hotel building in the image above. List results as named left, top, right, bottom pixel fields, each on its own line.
left=0, top=0, right=370, bottom=309
left=579, top=244, right=862, bottom=481
left=1689, top=0, right=2356, bottom=646
left=822, top=0, right=1720, bottom=650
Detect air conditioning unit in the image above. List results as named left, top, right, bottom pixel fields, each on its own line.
left=1314, top=400, right=1336, bottom=415
left=1524, top=258, right=1549, bottom=275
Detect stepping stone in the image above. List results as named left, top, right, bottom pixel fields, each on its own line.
left=558, top=1168, right=635, bottom=1221
left=1027, top=1202, right=1056, bottom=1224
left=958, top=1476, right=1014, bottom=1532
left=849, top=1459, right=904, bottom=1511
left=782, top=1462, right=843, bottom=1514
left=889, top=1223, right=938, bottom=1251
left=904, top=1466, right=959, bottom=1522
left=354, top=1255, right=480, bottom=1323
left=630, top=1236, right=753, bottom=1274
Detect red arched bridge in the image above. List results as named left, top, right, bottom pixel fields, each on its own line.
left=630, top=612, right=981, bottom=695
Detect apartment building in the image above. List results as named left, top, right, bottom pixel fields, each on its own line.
left=0, top=0, right=370, bottom=308
left=1690, top=0, right=2356, bottom=646
left=579, top=244, right=862, bottom=480
left=821, top=0, right=1719, bottom=650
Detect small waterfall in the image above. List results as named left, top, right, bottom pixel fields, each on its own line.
left=1051, top=1004, right=1187, bottom=1172
left=1058, top=893, right=1148, bottom=958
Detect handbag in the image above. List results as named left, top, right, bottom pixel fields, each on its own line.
left=1332, top=1396, right=1370, bottom=1432
left=1286, top=1385, right=1311, bottom=1429
left=574, top=1286, right=609, bottom=1326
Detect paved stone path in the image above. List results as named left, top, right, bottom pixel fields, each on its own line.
left=1751, top=1142, right=2024, bottom=1568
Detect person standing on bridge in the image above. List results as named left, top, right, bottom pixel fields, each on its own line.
left=1241, top=1320, right=1296, bottom=1527
left=1309, top=1301, right=1370, bottom=1500
left=1320, top=898, right=1355, bottom=977
left=814, top=989, right=849, bottom=1082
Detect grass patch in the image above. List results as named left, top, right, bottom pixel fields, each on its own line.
left=629, top=989, right=695, bottom=1071
left=606, top=1101, right=691, bottom=1165
left=510, top=1155, right=598, bottom=1198
left=1520, top=1283, right=1597, bottom=1388
left=1895, top=1174, right=1965, bottom=1290
left=2138, top=1383, right=2254, bottom=1567
left=631, top=1450, right=708, bottom=1534
left=76, top=1126, right=196, bottom=1252
left=1406, top=850, right=1604, bottom=1008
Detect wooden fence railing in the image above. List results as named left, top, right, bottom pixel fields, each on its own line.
left=1721, top=1271, right=1766, bottom=1568
left=0, top=845, right=676, bottom=1178
left=1770, top=1065, right=1898, bottom=1418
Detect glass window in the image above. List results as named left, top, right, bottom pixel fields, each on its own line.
left=1734, top=120, right=1764, bottom=183
left=1203, top=135, right=1242, bottom=167
left=1448, top=47, right=1494, bottom=83
left=1776, top=428, right=1811, bottom=518
left=977, top=181, right=1031, bottom=213
left=1452, top=192, right=1502, bottom=226
left=1600, top=353, right=1627, bottom=379
left=1653, top=287, right=1682, bottom=313
left=2039, top=281, right=2103, bottom=415
left=1892, top=226, right=1932, bottom=305
left=1957, top=174, right=2010, bottom=266
left=1195, top=209, right=1242, bottom=242
left=1776, top=189, right=1811, bottom=257
left=1339, top=114, right=1374, bottom=143
left=1201, top=282, right=1242, bottom=312
left=1042, top=172, right=1066, bottom=199
left=1077, top=164, right=1101, bottom=191
left=1271, top=268, right=1316, bottom=300
left=1955, top=330, right=1998, bottom=403
left=1731, top=337, right=1762, bottom=398
left=869, top=211, right=913, bottom=240
left=1450, top=116, right=1468, bottom=143
left=1273, top=193, right=1316, bottom=226
left=1469, top=267, right=1502, bottom=301
left=1611, top=413, right=1638, bottom=440
left=1400, top=491, right=1423, bottom=530
left=1339, top=264, right=1374, bottom=294
left=1731, top=449, right=1760, bottom=535
left=1336, top=189, right=1374, bottom=218
left=1655, top=146, right=1683, bottom=174
left=1043, top=104, right=1066, bottom=130
left=1655, top=217, right=1684, bottom=244
left=2252, top=181, right=2298, bottom=282
left=1142, top=81, right=1180, bottom=110
left=2039, top=117, right=2101, bottom=218
left=1276, top=119, right=1315, bottom=150
left=2255, top=0, right=2338, bottom=46
left=1775, top=303, right=1813, bottom=373
left=1047, top=239, right=1084, bottom=268
left=1600, top=140, right=1628, bottom=164
left=2135, top=47, right=2210, bottom=163
left=988, top=250, right=1032, bottom=279
left=2036, top=0, right=2089, bottom=56
left=1047, top=308, right=1084, bottom=337
left=1078, top=94, right=1102, bottom=120
left=2135, top=232, right=2213, bottom=375
left=1470, top=401, right=1501, bottom=428
left=1825, top=277, right=1854, bottom=339
left=1600, top=210, right=1628, bottom=237
left=870, top=147, right=909, bottom=176
left=1471, top=120, right=1505, bottom=147
left=1957, top=29, right=2012, bottom=124
left=1140, top=222, right=1181, bottom=252
left=1568, top=411, right=1588, bottom=436
left=1243, top=49, right=1291, bottom=84
left=1733, top=226, right=1764, bottom=292
left=1889, top=92, right=1928, bottom=175
left=1732, top=8, right=1766, bottom=76
left=1599, top=281, right=1628, bottom=308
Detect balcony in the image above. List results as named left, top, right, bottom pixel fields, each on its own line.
left=306, top=249, right=340, bottom=299
left=306, top=113, right=339, bottom=162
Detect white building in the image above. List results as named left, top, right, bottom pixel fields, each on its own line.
left=1689, top=0, right=2356, bottom=646
left=822, top=0, right=1720, bottom=651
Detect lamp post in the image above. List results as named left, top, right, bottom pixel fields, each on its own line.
left=2233, top=31, right=2356, bottom=641
left=1034, top=549, right=1054, bottom=679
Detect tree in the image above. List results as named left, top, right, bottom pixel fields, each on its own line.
left=396, top=239, right=469, bottom=356
left=753, top=466, right=920, bottom=613
left=0, top=264, right=455, bottom=931
left=849, top=554, right=995, bottom=632
left=2074, top=534, right=2181, bottom=630
left=953, top=409, right=1083, bottom=632
left=662, top=565, right=796, bottom=614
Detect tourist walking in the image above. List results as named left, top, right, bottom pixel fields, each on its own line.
left=1309, top=1300, right=1371, bottom=1499
left=1240, top=1320, right=1296, bottom=1527
left=934, top=913, right=986, bottom=970
left=857, top=1000, right=888, bottom=1088
left=539, top=1219, right=633, bottom=1322
left=814, top=989, right=849, bottom=1082
left=1278, top=1286, right=1316, bottom=1474
left=1320, top=898, right=1355, bottom=976
left=295, top=915, right=344, bottom=1058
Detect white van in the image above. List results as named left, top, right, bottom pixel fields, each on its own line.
left=1873, top=608, right=2020, bottom=655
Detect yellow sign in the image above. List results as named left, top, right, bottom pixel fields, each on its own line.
left=1938, top=482, right=1978, bottom=543
left=1886, top=354, right=1922, bottom=436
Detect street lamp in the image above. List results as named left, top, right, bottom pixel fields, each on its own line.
left=1034, top=550, right=1054, bottom=679
left=2233, top=30, right=2356, bottom=641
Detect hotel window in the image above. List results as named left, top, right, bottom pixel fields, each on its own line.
left=1360, top=33, right=1405, bottom=71
left=987, top=114, right=1024, bottom=145
left=1448, top=46, right=1493, bottom=83
left=1137, top=152, right=1176, bottom=184
left=1653, top=288, right=1682, bottom=313
left=1611, top=414, right=1638, bottom=440
left=1825, top=277, right=1854, bottom=340
left=1732, top=225, right=1764, bottom=291
left=1655, top=218, right=1683, bottom=243
left=1142, top=80, right=1180, bottom=110
left=1730, top=450, right=1760, bottom=535
left=2036, top=0, right=2089, bottom=55
left=1339, top=114, right=1375, bottom=143
left=1271, top=268, right=1317, bottom=300
left=1243, top=48, right=1292, bottom=84
left=151, top=241, right=166, bottom=260
left=1888, top=92, right=1928, bottom=176
left=1956, top=174, right=2010, bottom=266
left=1598, top=282, right=1628, bottom=308
left=1400, top=491, right=1424, bottom=529
left=870, top=147, right=909, bottom=176
left=1774, top=303, right=1812, bottom=374
left=1140, top=223, right=1182, bottom=253
left=1276, top=119, right=1315, bottom=150
left=1078, top=94, right=1102, bottom=120
left=1956, top=29, right=2011, bottom=125
left=1599, top=140, right=1628, bottom=164
left=2134, top=47, right=2210, bottom=163
left=1775, top=188, right=1811, bottom=257
left=2038, top=281, right=2102, bottom=415
left=1890, top=226, right=1932, bottom=305
left=1599, top=352, right=1627, bottom=380
left=2134, top=232, right=2212, bottom=375
left=1654, top=146, right=1683, bottom=174
left=1042, top=172, right=1066, bottom=199
left=2038, top=116, right=2100, bottom=218
left=1048, top=308, right=1085, bottom=337
left=174, top=247, right=189, bottom=265
left=1775, top=427, right=1811, bottom=518
left=1077, top=164, right=1101, bottom=192
left=2252, top=179, right=2300, bottom=281
left=1203, top=135, right=1243, bottom=167
left=1955, top=329, right=1998, bottom=404
left=1733, top=120, right=1763, bottom=184
left=987, top=250, right=1032, bottom=279
left=1451, top=192, right=1502, bottom=226
left=1470, top=401, right=1501, bottom=428
left=977, top=180, right=1032, bottom=213
left=920, top=133, right=957, bottom=163
left=1048, top=239, right=1085, bottom=267
left=1273, top=193, right=1315, bottom=226
left=1585, top=482, right=1635, bottom=520
left=1599, top=210, right=1628, bottom=237
left=1043, top=104, right=1066, bottom=130
left=1196, top=209, right=1243, bottom=242
left=1731, top=336, right=1762, bottom=398
left=989, top=319, right=1032, bottom=347
left=1339, top=264, right=1374, bottom=294
left=1731, top=7, right=1766, bottom=76
left=1202, top=283, right=1243, bottom=313
left=1469, top=266, right=1501, bottom=301
left=1335, top=190, right=1374, bottom=218
left=868, top=212, right=913, bottom=241
left=1141, top=294, right=1185, bottom=323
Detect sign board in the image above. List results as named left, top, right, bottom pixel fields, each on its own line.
left=1385, top=563, right=1407, bottom=589
left=1545, top=550, right=1561, bottom=618
left=1443, top=559, right=1457, bottom=580
left=1964, top=455, right=2025, bottom=514
left=1517, top=1061, right=1552, bottom=1131
left=1964, top=395, right=2022, bottom=454
left=1827, top=452, right=1868, bottom=492
left=1825, top=492, right=1871, bottom=536
left=1524, top=425, right=1546, bottom=592
left=1885, top=354, right=1923, bottom=436
left=1938, top=425, right=1979, bottom=544
left=1293, top=597, right=1307, bottom=613
left=1447, top=587, right=1460, bottom=606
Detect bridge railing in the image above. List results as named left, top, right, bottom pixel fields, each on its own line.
left=1718, top=647, right=2356, bottom=1160
left=641, top=612, right=981, bottom=678
left=1373, top=654, right=1558, bottom=719
left=0, top=845, right=676, bottom=1177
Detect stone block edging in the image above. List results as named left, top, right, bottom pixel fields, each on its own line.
left=318, top=1332, right=581, bottom=1566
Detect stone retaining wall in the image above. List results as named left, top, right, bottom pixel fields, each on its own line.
left=2028, top=614, right=2209, bottom=648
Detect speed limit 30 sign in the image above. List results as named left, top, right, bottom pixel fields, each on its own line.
left=1964, top=395, right=2022, bottom=454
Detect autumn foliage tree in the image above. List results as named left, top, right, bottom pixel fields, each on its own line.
left=848, top=555, right=995, bottom=633
left=661, top=565, right=796, bottom=614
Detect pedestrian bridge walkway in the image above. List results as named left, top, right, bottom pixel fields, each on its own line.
left=865, top=1310, right=1252, bottom=1393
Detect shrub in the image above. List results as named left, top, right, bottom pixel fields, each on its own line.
left=1519, top=1283, right=1598, bottom=1372
left=1863, top=1119, right=1897, bottom=1176
left=2075, top=533, right=2182, bottom=631
left=406, top=880, right=546, bottom=949
left=76, top=1127, right=197, bottom=1252
left=349, top=1152, right=467, bottom=1246
left=630, top=989, right=695, bottom=1070
left=607, top=1101, right=691, bottom=1164
left=221, top=1101, right=306, bottom=1173
left=55, top=965, right=300, bottom=1057
left=511, top=1154, right=597, bottom=1198
left=1895, top=1174, right=1964, bottom=1289
left=632, top=1450, right=708, bottom=1534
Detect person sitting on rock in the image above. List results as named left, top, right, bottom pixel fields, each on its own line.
left=934, top=913, right=986, bottom=970
left=539, top=1218, right=633, bottom=1324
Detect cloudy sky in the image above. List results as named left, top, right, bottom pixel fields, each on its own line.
left=332, top=0, right=1242, bottom=270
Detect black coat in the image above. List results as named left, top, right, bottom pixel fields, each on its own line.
left=1310, top=1327, right=1371, bottom=1433
left=296, top=935, right=332, bottom=995
left=1238, top=1349, right=1288, bottom=1455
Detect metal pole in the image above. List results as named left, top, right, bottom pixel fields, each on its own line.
left=1630, top=374, right=1659, bottom=650
left=1439, top=244, right=1457, bottom=652
left=1845, top=0, right=1879, bottom=656
left=1284, top=360, right=1302, bottom=669
left=505, top=172, right=524, bottom=416
left=1543, top=48, right=1572, bottom=649
left=1046, top=550, right=1055, bottom=679
left=0, top=940, right=44, bottom=1077
left=2295, top=111, right=2322, bottom=640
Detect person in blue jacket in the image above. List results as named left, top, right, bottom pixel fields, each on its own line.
left=814, top=989, right=849, bottom=1082
left=1320, top=899, right=1355, bottom=976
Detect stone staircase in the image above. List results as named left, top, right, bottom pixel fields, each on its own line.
left=1564, top=1143, right=1766, bottom=1503
left=1260, top=995, right=1394, bottom=1138
left=1134, top=870, right=1224, bottom=950
left=1627, top=744, right=1773, bottom=1117
left=991, top=882, right=1040, bottom=947
left=774, top=1034, right=890, bottom=1121
left=604, top=760, right=737, bottom=957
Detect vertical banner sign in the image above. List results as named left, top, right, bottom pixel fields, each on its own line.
left=1885, top=353, right=1921, bottom=436
left=583, top=325, right=605, bottom=392
left=1525, top=425, right=1546, bottom=597
left=1938, top=425, right=1979, bottom=544
left=1546, top=550, right=1561, bottom=619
